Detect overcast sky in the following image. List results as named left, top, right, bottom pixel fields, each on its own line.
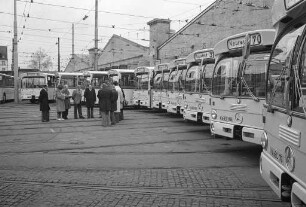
left=1, top=0, right=215, bottom=70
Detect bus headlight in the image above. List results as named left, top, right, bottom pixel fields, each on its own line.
left=211, top=110, right=217, bottom=120
left=167, top=101, right=170, bottom=104
left=285, top=146, right=295, bottom=172
left=210, top=123, right=215, bottom=134
left=260, top=132, right=268, bottom=150
left=184, top=105, right=188, bottom=109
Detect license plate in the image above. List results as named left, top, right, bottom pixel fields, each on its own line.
left=270, top=147, right=284, bottom=165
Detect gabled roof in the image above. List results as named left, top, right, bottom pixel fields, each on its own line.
left=158, top=1, right=216, bottom=50
left=101, top=34, right=149, bottom=52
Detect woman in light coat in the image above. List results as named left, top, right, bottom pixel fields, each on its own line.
left=56, top=85, right=65, bottom=120
left=114, top=81, right=123, bottom=123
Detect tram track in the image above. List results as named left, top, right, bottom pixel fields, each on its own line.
left=0, top=179, right=282, bottom=203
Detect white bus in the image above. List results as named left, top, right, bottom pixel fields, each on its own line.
left=56, top=72, right=87, bottom=103
left=167, top=58, right=187, bottom=114
left=260, top=0, right=306, bottom=205
left=20, top=72, right=56, bottom=103
left=0, top=73, right=14, bottom=103
left=210, top=29, right=275, bottom=145
left=183, top=49, right=215, bottom=123
left=108, top=69, right=135, bottom=107
left=152, top=64, right=166, bottom=110
left=83, top=71, right=109, bottom=104
left=133, top=66, right=154, bottom=108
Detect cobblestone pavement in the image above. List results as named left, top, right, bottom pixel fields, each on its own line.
left=0, top=102, right=290, bottom=207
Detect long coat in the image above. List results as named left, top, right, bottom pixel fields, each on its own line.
left=56, top=89, right=65, bottom=112
left=110, top=87, right=118, bottom=112
left=115, top=85, right=124, bottom=111
left=62, top=88, right=71, bottom=109
left=39, top=88, right=50, bottom=111
left=97, top=86, right=112, bottom=111
left=84, top=88, right=96, bottom=108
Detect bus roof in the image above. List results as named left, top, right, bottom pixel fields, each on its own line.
left=272, top=0, right=306, bottom=36
left=186, top=48, right=214, bottom=64
left=214, top=29, right=275, bottom=56
left=108, top=69, right=134, bottom=74
left=0, top=73, right=13, bottom=78
left=20, top=72, right=55, bottom=77
left=134, top=66, right=154, bottom=75
left=154, top=63, right=170, bottom=72
left=56, top=72, right=84, bottom=76
left=84, top=71, right=108, bottom=75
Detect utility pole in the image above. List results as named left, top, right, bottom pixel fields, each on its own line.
left=72, top=24, right=75, bottom=56
left=56, top=37, right=60, bottom=72
left=94, top=0, right=98, bottom=71
left=13, top=0, right=19, bottom=103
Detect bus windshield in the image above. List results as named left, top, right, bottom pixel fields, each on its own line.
left=185, top=65, right=201, bottom=93
left=202, top=63, right=215, bottom=93
left=135, top=73, right=149, bottom=90
left=267, top=25, right=305, bottom=109
left=91, top=74, right=108, bottom=87
left=60, top=75, right=78, bottom=87
left=120, top=73, right=135, bottom=89
left=168, top=66, right=187, bottom=91
left=212, top=52, right=269, bottom=97
left=22, top=77, right=46, bottom=88
left=153, top=72, right=163, bottom=90
left=162, top=71, right=170, bottom=90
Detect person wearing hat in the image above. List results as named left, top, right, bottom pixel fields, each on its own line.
left=55, top=84, right=65, bottom=120
left=38, top=85, right=50, bottom=122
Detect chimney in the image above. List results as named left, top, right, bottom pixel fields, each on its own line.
left=147, top=18, right=171, bottom=66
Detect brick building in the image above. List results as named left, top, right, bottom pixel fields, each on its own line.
left=157, top=0, right=274, bottom=63
left=65, top=0, right=274, bottom=72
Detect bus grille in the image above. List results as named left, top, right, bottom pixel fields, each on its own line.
left=279, top=125, right=301, bottom=147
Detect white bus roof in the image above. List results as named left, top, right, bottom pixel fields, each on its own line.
left=56, top=72, right=84, bottom=76
left=214, top=29, right=275, bottom=56
left=0, top=73, right=13, bottom=78
left=272, top=0, right=306, bottom=36
left=186, top=48, right=214, bottom=64
left=134, top=66, right=154, bottom=75
left=108, top=69, right=134, bottom=74
left=84, top=71, right=108, bottom=75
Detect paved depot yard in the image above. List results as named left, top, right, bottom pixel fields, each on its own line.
left=0, top=102, right=289, bottom=207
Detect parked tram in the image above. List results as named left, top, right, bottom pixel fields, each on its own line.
left=133, top=66, right=154, bottom=108
left=0, top=73, right=14, bottom=103
left=167, top=58, right=187, bottom=114
left=210, top=29, right=275, bottom=145
left=84, top=71, right=108, bottom=104
left=183, top=49, right=215, bottom=123
left=20, top=72, right=56, bottom=103
left=108, top=69, right=135, bottom=107
left=260, top=0, right=306, bottom=205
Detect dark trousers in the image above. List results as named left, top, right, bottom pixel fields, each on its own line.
left=74, top=103, right=83, bottom=118
left=87, top=107, right=94, bottom=118
left=57, top=112, right=63, bottom=119
left=115, top=112, right=120, bottom=123
left=101, top=111, right=110, bottom=126
left=62, top=109, right=69, bottom=119
left=41, top=110, right=49, bottom=122
left=110, top=111, right=116, bottom=125
left=120, top=109, right=124, bottom=121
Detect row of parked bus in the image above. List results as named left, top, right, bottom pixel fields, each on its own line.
left=134, top=0, right=306, bottom=206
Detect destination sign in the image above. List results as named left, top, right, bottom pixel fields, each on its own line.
left=175, top=59, right=186, bottom=65
left=194, top=51, right=214, bottom=60
left=285, top=0, right=303, bottom=9
left=157, top=64, right=168, bottom=71
left=227, top=33, right=261, bottom=50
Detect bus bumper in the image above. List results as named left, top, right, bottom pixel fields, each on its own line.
left=210, top=121, right=234, bottom=138
left=292, top=182, right=306, bottom=207
left=202, top=112, right=210, bottom=124
left=167, top=104, right=179, bottom=114
left=152, top=101, right=161, bottom=109
left=241, top=127, right=262, bottom=145
left=260, top=152, right=283, bottom=199
left=161, top=103, right=168, bottom=110
left=183, top=110, right=197, bottom=122
left=140, top=100, right=150, bottom=108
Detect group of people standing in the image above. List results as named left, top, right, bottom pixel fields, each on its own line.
left=38, top=80, right=124, bottom=127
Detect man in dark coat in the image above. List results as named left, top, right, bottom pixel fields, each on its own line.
left=38, top=85, right=50, bottom=122
left=97, top=82, right=112, bottom=127
left=110, top=84, right=118, bottom=125
left=84, top=84, right=96, bottom=118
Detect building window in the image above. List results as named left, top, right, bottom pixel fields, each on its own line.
left=2, top=68, right=5, bottom=71
left=2, top=61, right=5, bottom=66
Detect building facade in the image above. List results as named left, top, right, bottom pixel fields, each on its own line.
left=0, top=46, right=8, bottom=72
